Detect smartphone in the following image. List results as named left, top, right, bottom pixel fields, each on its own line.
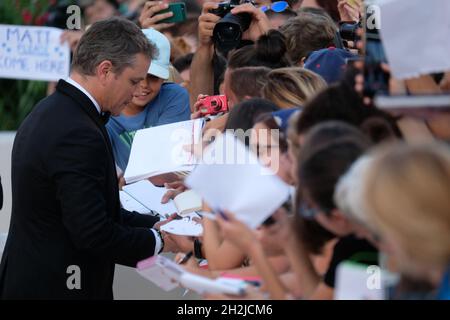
left=363, top=1, right=390, bottom=98
left=157, top=2, right=187, bottom=24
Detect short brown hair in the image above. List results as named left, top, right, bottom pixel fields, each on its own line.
left=229, top=66, right=271, bottom=101
left=72, top=17, right=156, bottom=76
left=280, top=12, right=336, bottom=64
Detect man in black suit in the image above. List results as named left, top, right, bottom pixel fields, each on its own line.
left=0, top=17, right=191, bottom=299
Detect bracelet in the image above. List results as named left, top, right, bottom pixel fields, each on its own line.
left=194, top=238, right=204, bottom=259
left=156, top=229, right=165, bottom=254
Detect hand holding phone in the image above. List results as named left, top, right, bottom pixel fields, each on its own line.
left=363, top=1, right=390, bottom=98
left=157, top=2, right=187, bottom=24
left=139, top=1, right=186, bottom=30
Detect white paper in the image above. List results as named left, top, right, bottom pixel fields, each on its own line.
left=122, top=180, right=177, bottom=216
left=185, top=132, right=291, bottom=229
left=160, top=212, right=203, bottom=236
left=0, top=25, right=70, bottom=81
left=179, top=273, right=246, bottom=296
left=119, top=190, right=151, bottom=214
left=124, top=119, right=204, bottom=184
left=377, top=0, right=450, bottom=79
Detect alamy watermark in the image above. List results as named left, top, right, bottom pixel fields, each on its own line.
left=366, top=4, right=382, bottom=31
left=366, top=265, right=382, bottom=290
left=66, top=5, right=82, bottom=30
left=66, top=264, right=81, bottom=290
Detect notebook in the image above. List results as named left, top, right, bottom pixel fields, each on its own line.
left=375, top=94, right=450, bottom=142
left=124, top=119, right=204, bottom=184
left=136, top=255, right=185, bottom=291
left=119, top=190, right=151, bottom=214
left=160, top=212, right=203, bottom=237
left=121, top=180, right=177, bottom=216
left=121, top=180, right=203, bottom=217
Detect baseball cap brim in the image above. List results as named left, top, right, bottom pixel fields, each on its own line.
left=148, top=62, right=169, bottom=80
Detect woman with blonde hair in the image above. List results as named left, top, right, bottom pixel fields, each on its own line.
left=363, top=142, right=450, bottom=300
left=263, top=67, right=327, bottom=109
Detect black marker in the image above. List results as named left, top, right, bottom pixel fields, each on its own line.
left=218, top=210, right=228, bottom=221
left=177, top=251, right=193, bottom=265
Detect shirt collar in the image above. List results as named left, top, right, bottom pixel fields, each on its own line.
left=66, top=77, right=102, bottom=114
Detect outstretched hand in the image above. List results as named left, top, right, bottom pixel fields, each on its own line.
left=216, top=210, right=258, bottom=253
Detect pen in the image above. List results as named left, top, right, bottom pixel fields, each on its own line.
left=194, top=211, right=203, bottom=219
left=197, top=211, right=217, bottom=220
left=177, top=251, right=193, bottom=265
left=218, top=210, right=228, bottom=221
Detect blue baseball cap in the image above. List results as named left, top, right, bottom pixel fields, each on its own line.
left=272, top=108, right=300, bottom=134
left=142, top=28, right=171, bottom=80
left=304, top=47, right=356, bottom=84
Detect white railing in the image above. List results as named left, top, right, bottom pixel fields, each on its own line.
left=0, top=132, right=15, bottom=234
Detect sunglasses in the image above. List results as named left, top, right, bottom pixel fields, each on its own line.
left=298, top=200, right=334, bottom=220
left=260, top=1, right=289, bottom=13
left=298, top=202, right=321, bottom=220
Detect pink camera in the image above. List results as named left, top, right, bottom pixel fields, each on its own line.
left=199, top=95, right=229, bottom=116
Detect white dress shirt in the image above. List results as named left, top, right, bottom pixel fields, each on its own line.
left=150, top=229, right=163, bottom=255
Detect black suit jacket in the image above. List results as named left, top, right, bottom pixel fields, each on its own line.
left=0, top=80, right=160, bottom=299
left=0, top=176, right=2, bottom=210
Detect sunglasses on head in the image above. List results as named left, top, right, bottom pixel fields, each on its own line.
left=260, top=1, right=289, bottom=13
left=298, top=202, right=321, bottom=220
left=298, top=201, right=333, bottom=220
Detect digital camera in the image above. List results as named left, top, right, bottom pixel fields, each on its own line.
left=209, top=0, right=254, bottom=54
left=199, top=95, right=229, bottom=116
left=339, top=21, right=362, bottom=43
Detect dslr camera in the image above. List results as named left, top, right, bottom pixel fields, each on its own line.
left=209, top=0, right=254, bottom=53
left=339, top=21, right=362, bottom=43
left=199, top=95, right=229, bottom=117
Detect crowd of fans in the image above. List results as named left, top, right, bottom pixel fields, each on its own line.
left=14, top=0, right=450, bottom=300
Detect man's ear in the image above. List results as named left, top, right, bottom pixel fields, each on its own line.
left=96, top=60, right=113, bottom=85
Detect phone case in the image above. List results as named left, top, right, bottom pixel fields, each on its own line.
left=158, top=2, right=187, bottom=24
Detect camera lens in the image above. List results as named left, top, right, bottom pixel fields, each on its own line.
left=213, top=12, right=251, bottom=53
left=214, top=101, right=222, bottom=111
left=339, top=22, right=361, bottom=42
